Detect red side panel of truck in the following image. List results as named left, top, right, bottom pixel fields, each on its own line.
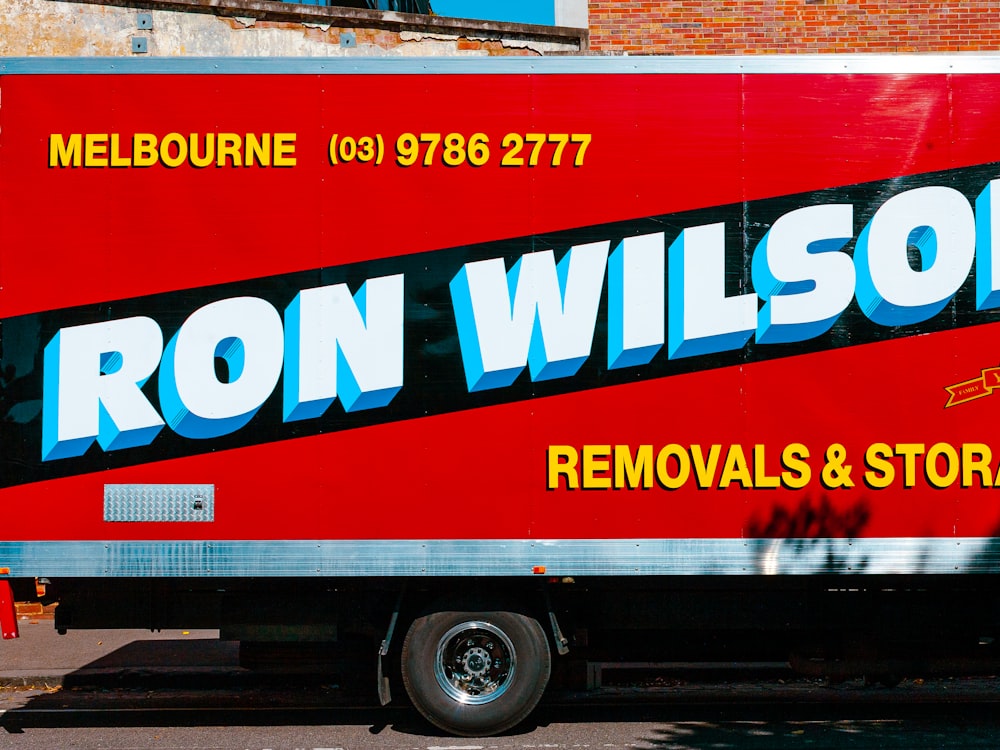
left=2, top=58, right=1000, bottom=579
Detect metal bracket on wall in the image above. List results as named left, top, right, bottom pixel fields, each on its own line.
left=340, top=32, right=357, bottom=49
left=131, top=37, right=148, bottom=54
left=137, top=13, right=153, bottom=30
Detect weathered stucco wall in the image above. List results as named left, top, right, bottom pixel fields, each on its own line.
left=0, top=0, right=585, bottom=57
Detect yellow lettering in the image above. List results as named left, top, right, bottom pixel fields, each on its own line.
left=189, top=133, right=215, bottom=168
left=895, top=443, right=925, bottom=488
left=50, top=132, right=300, bottom=169
left=217, top=133, right=242, bottom=167
left=655, top=444, right=690, bottom=490
left=133, top=134, right=158, bottom=167
left=690, top=444, right=721, bottom=489
left=109, top=134, right=130, bottom=167
left=780, top=443, right=811, bottom=489
left=615, top=445, right=653, bottom=489
left=84, top=133, right=108, bottom=167
left=962, top=443, right=994, bottom=488
left=719, top=445, right=752, bottom=489
left=273, top=133, right=297, bottom=167
left=925, top=442, right=959, bottom=489
left=582, top=445, right=612, bottom=489
left=160, top=133, right=188, bottom=168
left=864, top=442, right=895, bottom=489
left=245, top=133, right=270, bottom=167
left=547, top=445, right=578, bottom=490
left=753, top=444, right=780, bottom=489
left=49, top=133, right=82, bottom=167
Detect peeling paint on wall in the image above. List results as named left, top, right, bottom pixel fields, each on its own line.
left=397, top=30, right=570, bottom=55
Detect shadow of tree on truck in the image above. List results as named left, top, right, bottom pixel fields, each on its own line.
left=962, top=520, right=1000, bottom=574
left=746, top=495, right=871, bottom=574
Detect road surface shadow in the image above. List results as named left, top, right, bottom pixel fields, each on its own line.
left=4, top=639, right=1000, bottom=745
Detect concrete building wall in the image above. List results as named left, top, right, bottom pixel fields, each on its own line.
left=555, top=0, right=588, bottom=29
left=589, top=1, right=1000, bottom=54
left=0, top=0, right=585, bottom=57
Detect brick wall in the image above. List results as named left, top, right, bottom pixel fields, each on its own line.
left=588, top=1, right=1000, bottom=54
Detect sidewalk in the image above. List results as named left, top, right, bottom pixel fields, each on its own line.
left=0, top=616, right=238, bottom=688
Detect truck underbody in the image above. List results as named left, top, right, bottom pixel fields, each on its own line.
left=17, top=574, right=1000, bottom=724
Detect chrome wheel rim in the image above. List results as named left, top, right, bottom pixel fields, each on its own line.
left=433, top=620, right=516, bottom=705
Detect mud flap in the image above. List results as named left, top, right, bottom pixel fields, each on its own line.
left=378, top=590, right=403, bottom=706
left=0, top=580, right=19, bottom=640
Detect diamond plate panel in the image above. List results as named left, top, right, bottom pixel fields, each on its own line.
left=104, top=484, right=214, bottom=523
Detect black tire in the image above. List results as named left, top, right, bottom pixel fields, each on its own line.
left=400, top=608, right=551, bottom=737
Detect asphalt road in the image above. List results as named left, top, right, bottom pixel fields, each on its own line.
left=3, top=620, right=1000, bottom=748
left=4, top=680, right=1000, bottom=749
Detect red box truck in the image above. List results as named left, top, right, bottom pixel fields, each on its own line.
left=4, top=56, right=1000, bottom=735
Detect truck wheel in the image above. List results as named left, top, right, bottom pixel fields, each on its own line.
left=400, top=609, right=551, bottom=737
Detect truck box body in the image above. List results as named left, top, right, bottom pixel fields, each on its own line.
left=3, top=57, right=1000, bottom=578
left=4, top=56, right=1000, bottom=734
